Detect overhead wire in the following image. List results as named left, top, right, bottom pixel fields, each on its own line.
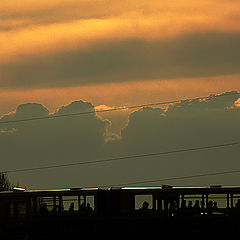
left=3, top=142, right=239, bottom=174
left=1, top=91, right=240, bottom=186
left=104, top=169, right=240, bottom=187
left=0, top=91, right=239, bottom=125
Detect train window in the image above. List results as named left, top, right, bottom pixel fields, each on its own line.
left=39, top=197, right=57, bottom=212
left=18, top=202, right=27, bottom=217
left=8, top=202, right=27, bottom=218
left=79, top=195, right=84, bottom=205
left=62, top=196, right=78, bottom=211
left=135, top=195, right=153, bottom=210
left=9, top=203, right=15, bottom=218
left=232, top=194, right=240, bottom=208
left=183, top=195, right=203, bottom=208
left=60, top=195, right=95, bottom=212
left=208, top=194, right=227, bottom=209
left=86, top=195, right=94, bottom=211
left=155, top=199, right=164, bottom=211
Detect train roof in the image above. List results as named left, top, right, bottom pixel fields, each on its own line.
left=1, top=185, right=240, bottom=196
left=120, top=185, right=240, bottom=194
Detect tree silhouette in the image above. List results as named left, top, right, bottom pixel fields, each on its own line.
left=0, top=172, right=12, bottom=191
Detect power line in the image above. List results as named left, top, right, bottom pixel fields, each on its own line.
left=107, top=169, right=240, bottom=187
left=4, top=142, right=239, bottom=174
left=0, top=92, right=239, bottom=125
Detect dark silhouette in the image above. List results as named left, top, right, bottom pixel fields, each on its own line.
left=181, top=200, right=187, bottom=209
left=39, top=203, right=48, bottom=213
left=236, top=199, right=240, bottom=208
left=206, top=200, right=214, bottom=215
left=69, top=202, right=74, bottom=212
left=3, top=185, right=240, bottom=237
left=79, top=202, right=86, bottom=211
left=194, top=200, right=200, bottom=209
left=141, top=201, right=149, bottom=211
left=188, top=200, right=193, bottom=209
left=86, top=203, right=93, bottom=211
left=169, top=200, right=177, bottom=215
left=213, top=202, right=218, bottom=210
left=207, top=201, right=213, bottom=209
left=52, top=205, right=57, bottom=212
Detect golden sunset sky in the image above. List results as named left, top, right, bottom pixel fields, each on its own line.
left=2, top=0, right=240, bottom=188
left=1, top=0, right=240, bottom=115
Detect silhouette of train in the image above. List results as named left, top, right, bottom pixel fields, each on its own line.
left=1, top=185, right=240, bottom=238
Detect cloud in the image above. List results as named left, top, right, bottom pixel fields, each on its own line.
left=1, top=92, right=240, bottom=189
left=0, top=103, right=49, bottom=122
left=167, top=91, right=240, bottom=113
left=1, top=0, right=240, bottom=28
left=1, top=32, right=240, bottom=89
left=121, top=91, right=240, bottom=146
left=104, top=91, right=240, bottom=186
left=1, top=0, right=240, bottom=64
left=0, top=100, right=108, bottom=188
left=1, top=1, right=240, bottom=92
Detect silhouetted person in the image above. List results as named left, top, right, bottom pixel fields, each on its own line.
left=236, top=199, right=240, bottom=208
left=79, top=202, right=86, bottom=211
left=194, top=200, right=200, bottom=209
left=213, top=202, right=218, bottom=211
left=207, top=201, right=213, bottom=209
left=141, top=201, right=149, bottom=211
left=181, top=200, right=187, bottom=209
left=39, top=203, right=48, bottom=213
left=86, top=203, right=93, bottom=211
left=169, top=201, right=177, bottom=215
left=58, top=204, right=64, bottom=212
left=188, top=201, right=193, bottom=209
left=52, top=205, right=57, bottom=212
left=69, top=202, right=74, bottom=212
left=200, top=200, right=205, bottom=210
left=207, top=201, right=213, bottom=214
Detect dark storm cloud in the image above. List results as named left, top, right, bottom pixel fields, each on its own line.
left=1, top=32, right=240, bottom=89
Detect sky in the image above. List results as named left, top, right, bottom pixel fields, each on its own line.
left=0, top=0, right=240, bottom=189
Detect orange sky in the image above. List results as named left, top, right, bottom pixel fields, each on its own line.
left=0, top=75, right=240, bottom=136
left=1, top=0, right=240, bottom=63
left=0, top=0, right=240, bottom=120
left=1, top=1, right=240, bottom=189
left=0, top=75, right=239, bottom=114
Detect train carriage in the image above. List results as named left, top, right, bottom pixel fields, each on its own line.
left=1, top=185, right=240, bottom=238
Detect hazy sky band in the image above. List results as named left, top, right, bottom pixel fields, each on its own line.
left=0, top=32, right=240, bottom=90
left=1, top=0, right=240, bottom=90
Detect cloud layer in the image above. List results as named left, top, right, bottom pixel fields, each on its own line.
left=1, top=0, right=240, bottom=90
left=0, top=100, right=108, bottom=188
left=0, top=91, right=240, bottom=188
left=1, top=32, right=240, bottom=89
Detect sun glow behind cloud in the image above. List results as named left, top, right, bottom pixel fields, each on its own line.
left=0, top=74, right=239, bottom=115
left=235, top=99, right=240, bottom=108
